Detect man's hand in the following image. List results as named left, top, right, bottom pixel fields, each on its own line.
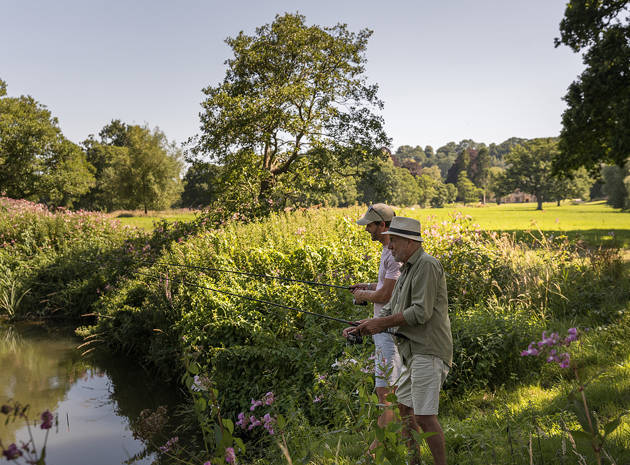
left=342, top=319, right=367, bottom=339
left=354, top=317, right=390, bottom=336
left=349, top=283, right=370, bottom=291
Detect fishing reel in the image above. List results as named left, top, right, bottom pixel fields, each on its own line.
left=352, top=297, right=368, bottom=306
left=346, top=330, right=364, bottom=345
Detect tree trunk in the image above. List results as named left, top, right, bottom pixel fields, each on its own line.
left=557, top=199, right=561, bottom=206
left=537, top=197, right=543, bottom=210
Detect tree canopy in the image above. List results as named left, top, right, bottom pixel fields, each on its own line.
left=190, top=13, right=389, bottom=212
left=555, top=0, right=630, bottom=172
left=81, top=121, right=183, bottom=212
left=0, top=79, right=94, bottom=206
left=502, top=139, right=564, bottom=210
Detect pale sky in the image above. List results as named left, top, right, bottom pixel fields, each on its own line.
left=1, top=0, right=583, bottom=151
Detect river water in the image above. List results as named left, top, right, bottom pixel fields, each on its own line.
left=0, top=323, right=180, bottom=465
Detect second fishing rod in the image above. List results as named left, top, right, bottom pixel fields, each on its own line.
left=140, top=262, right=405, bottom=343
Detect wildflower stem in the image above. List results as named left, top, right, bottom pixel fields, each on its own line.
left=574, top=366, right=601, bottom=465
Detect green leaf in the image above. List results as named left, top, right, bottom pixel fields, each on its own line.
left=570, top=429, right=594, bottom=445
left=223, top=418, right=234, bottom=435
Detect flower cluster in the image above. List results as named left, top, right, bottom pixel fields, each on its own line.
left=191, top=374, right=211, bottom=392
left=40, top=410, right=54, bottom=430
left=0, top=402, right=55, bottom=462
left=159, top=436, right=179, bottom=453
left=236, top=392, right=276, bottom=435
left=521, top=328, right=579, bottom=368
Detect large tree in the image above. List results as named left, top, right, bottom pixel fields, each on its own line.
left=81, top=121, right=183, bottom=212
left=190, top=13, right=389, bottom=211
left=0, top=79, right=94, bottom=206
left=180, top=161, right=223, bottom=209
left=503, top=139, right=560, bottom=210
left=554, top=0, right=630, bottom=172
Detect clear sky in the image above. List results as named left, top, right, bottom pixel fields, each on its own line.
left=1, top=0, right=583, bottom=151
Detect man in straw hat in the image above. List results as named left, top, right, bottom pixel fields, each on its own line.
left=347, top=204, right=402, bottom=450
left=344, top=216, right=452, bottom=465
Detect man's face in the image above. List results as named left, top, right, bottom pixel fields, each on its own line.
left=365, top=221, right=383, bottom=242
left=387, top=234, right=410, bottom=262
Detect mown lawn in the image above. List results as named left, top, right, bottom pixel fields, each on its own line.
left=110, top=209, right=197, bottom=230
left=401, top=200, right=630, bottom=248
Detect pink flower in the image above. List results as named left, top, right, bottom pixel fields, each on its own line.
left=40, top=410, right=53, bottom=429
left=313, top=395, right=323, bottom=403
left=236, top=412, right=249, bottom=429
left=247, top=415, right=261, bottom=430
left=250, top=399, right=262, bottom=411
left=225, top=447, right=236, bottom=464
left=2, top=443, right=22, bottom=460
left=204, top=462, right=212, bottom=465
left=520, top=342, right=539, bottom=357
left=263, top=391, right=274, bottom=406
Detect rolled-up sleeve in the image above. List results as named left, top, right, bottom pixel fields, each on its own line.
left=402, top=262, right=437, bottom=326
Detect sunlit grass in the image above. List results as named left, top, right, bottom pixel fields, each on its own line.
left=115, top=201, right=630, bottom=247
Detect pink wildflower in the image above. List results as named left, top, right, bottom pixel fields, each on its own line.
left=263, top=391, right=274, bottom=406
left=250, top=399, right=262, bottom=411
left=236, top=412, right=249, bottom=429
left=520, top=342, right=539, bottom=357
left=2, top=444, right=21, bottom=460
left=40, top=410, right=53, bottom=429
left=225, top=447, right=236, bottom=464
left=247, top=415, right=261, bottom=430
left=313, top=395, right=323, bottom=403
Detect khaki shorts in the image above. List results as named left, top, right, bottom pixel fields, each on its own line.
left=395, top=354, right=449, bottom=415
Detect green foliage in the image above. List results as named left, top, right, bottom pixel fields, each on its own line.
left=456, top=172, right=481, bottom=205
left=81, top=121, right=183, bottom=213
left=601, top=164, right=628, bottom=208
left=0, top=82, right=95, bottom=206
left=0, top=197, right=144, bottom=320
left=3, top=200, right=629, bottom=463
left=503, top=138, right=560, bottom=210
left=190, top=13, right=390, bottom=211
left=180, top=161, right=223, bottom=208
left=555, top=0, right=630, bottom=172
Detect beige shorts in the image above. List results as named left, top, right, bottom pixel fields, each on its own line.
left=395, top=354, right=449, bottom=415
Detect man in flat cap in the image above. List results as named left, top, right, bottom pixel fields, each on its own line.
left=345, top=216, right=452, bottom=465
left=348, top=204, right=402, bottom=449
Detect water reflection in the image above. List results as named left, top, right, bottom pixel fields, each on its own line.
left=0, top=323, right=179, bottom=465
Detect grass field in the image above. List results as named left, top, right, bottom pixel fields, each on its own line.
left=109, top=208, right=197, bottom=230
left=403, top=200, right=630, bottom=248
left=115, top=201, right=630, bottom=247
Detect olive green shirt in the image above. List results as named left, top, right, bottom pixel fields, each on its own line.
left=379, top=247, right=453, bottom=367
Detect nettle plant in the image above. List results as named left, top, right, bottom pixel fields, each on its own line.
left=521, top=328, right=627, bottom=465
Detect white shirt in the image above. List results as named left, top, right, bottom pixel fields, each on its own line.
left=374, top=246, right=402, bottom=318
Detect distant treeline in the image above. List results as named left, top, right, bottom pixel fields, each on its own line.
left=0, top=77, right=623, bottom=214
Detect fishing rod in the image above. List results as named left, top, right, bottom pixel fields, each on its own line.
left=131, top=269, right=405, bottom=343
left=84, top=254, right=352, bottom=291
left=132, top=269, right=357, bottom=327
left=154, top=262, right=351, bottom=290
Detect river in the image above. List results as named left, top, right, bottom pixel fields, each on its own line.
left=0, top=322, right=180, bottom=465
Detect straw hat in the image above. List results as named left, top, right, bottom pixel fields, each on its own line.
left=382, top=217, right=423, bottom=242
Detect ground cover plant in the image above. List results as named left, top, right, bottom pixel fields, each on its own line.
left=1, top=199, right=629, bottom=464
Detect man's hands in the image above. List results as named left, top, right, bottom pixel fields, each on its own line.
left=342, top=318, right=389, bottom=338
left=349, top=283, right=370, bottom=290
left=349, top=283, right=371, bottom=304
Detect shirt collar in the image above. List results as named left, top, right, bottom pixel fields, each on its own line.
left=402, top=246, right=424, bottom=269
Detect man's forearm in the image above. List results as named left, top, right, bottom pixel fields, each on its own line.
left=379, top=312, right=406, bottom=329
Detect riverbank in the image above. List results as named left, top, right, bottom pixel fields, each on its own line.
left=1, top=199, right=629, bottom=464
